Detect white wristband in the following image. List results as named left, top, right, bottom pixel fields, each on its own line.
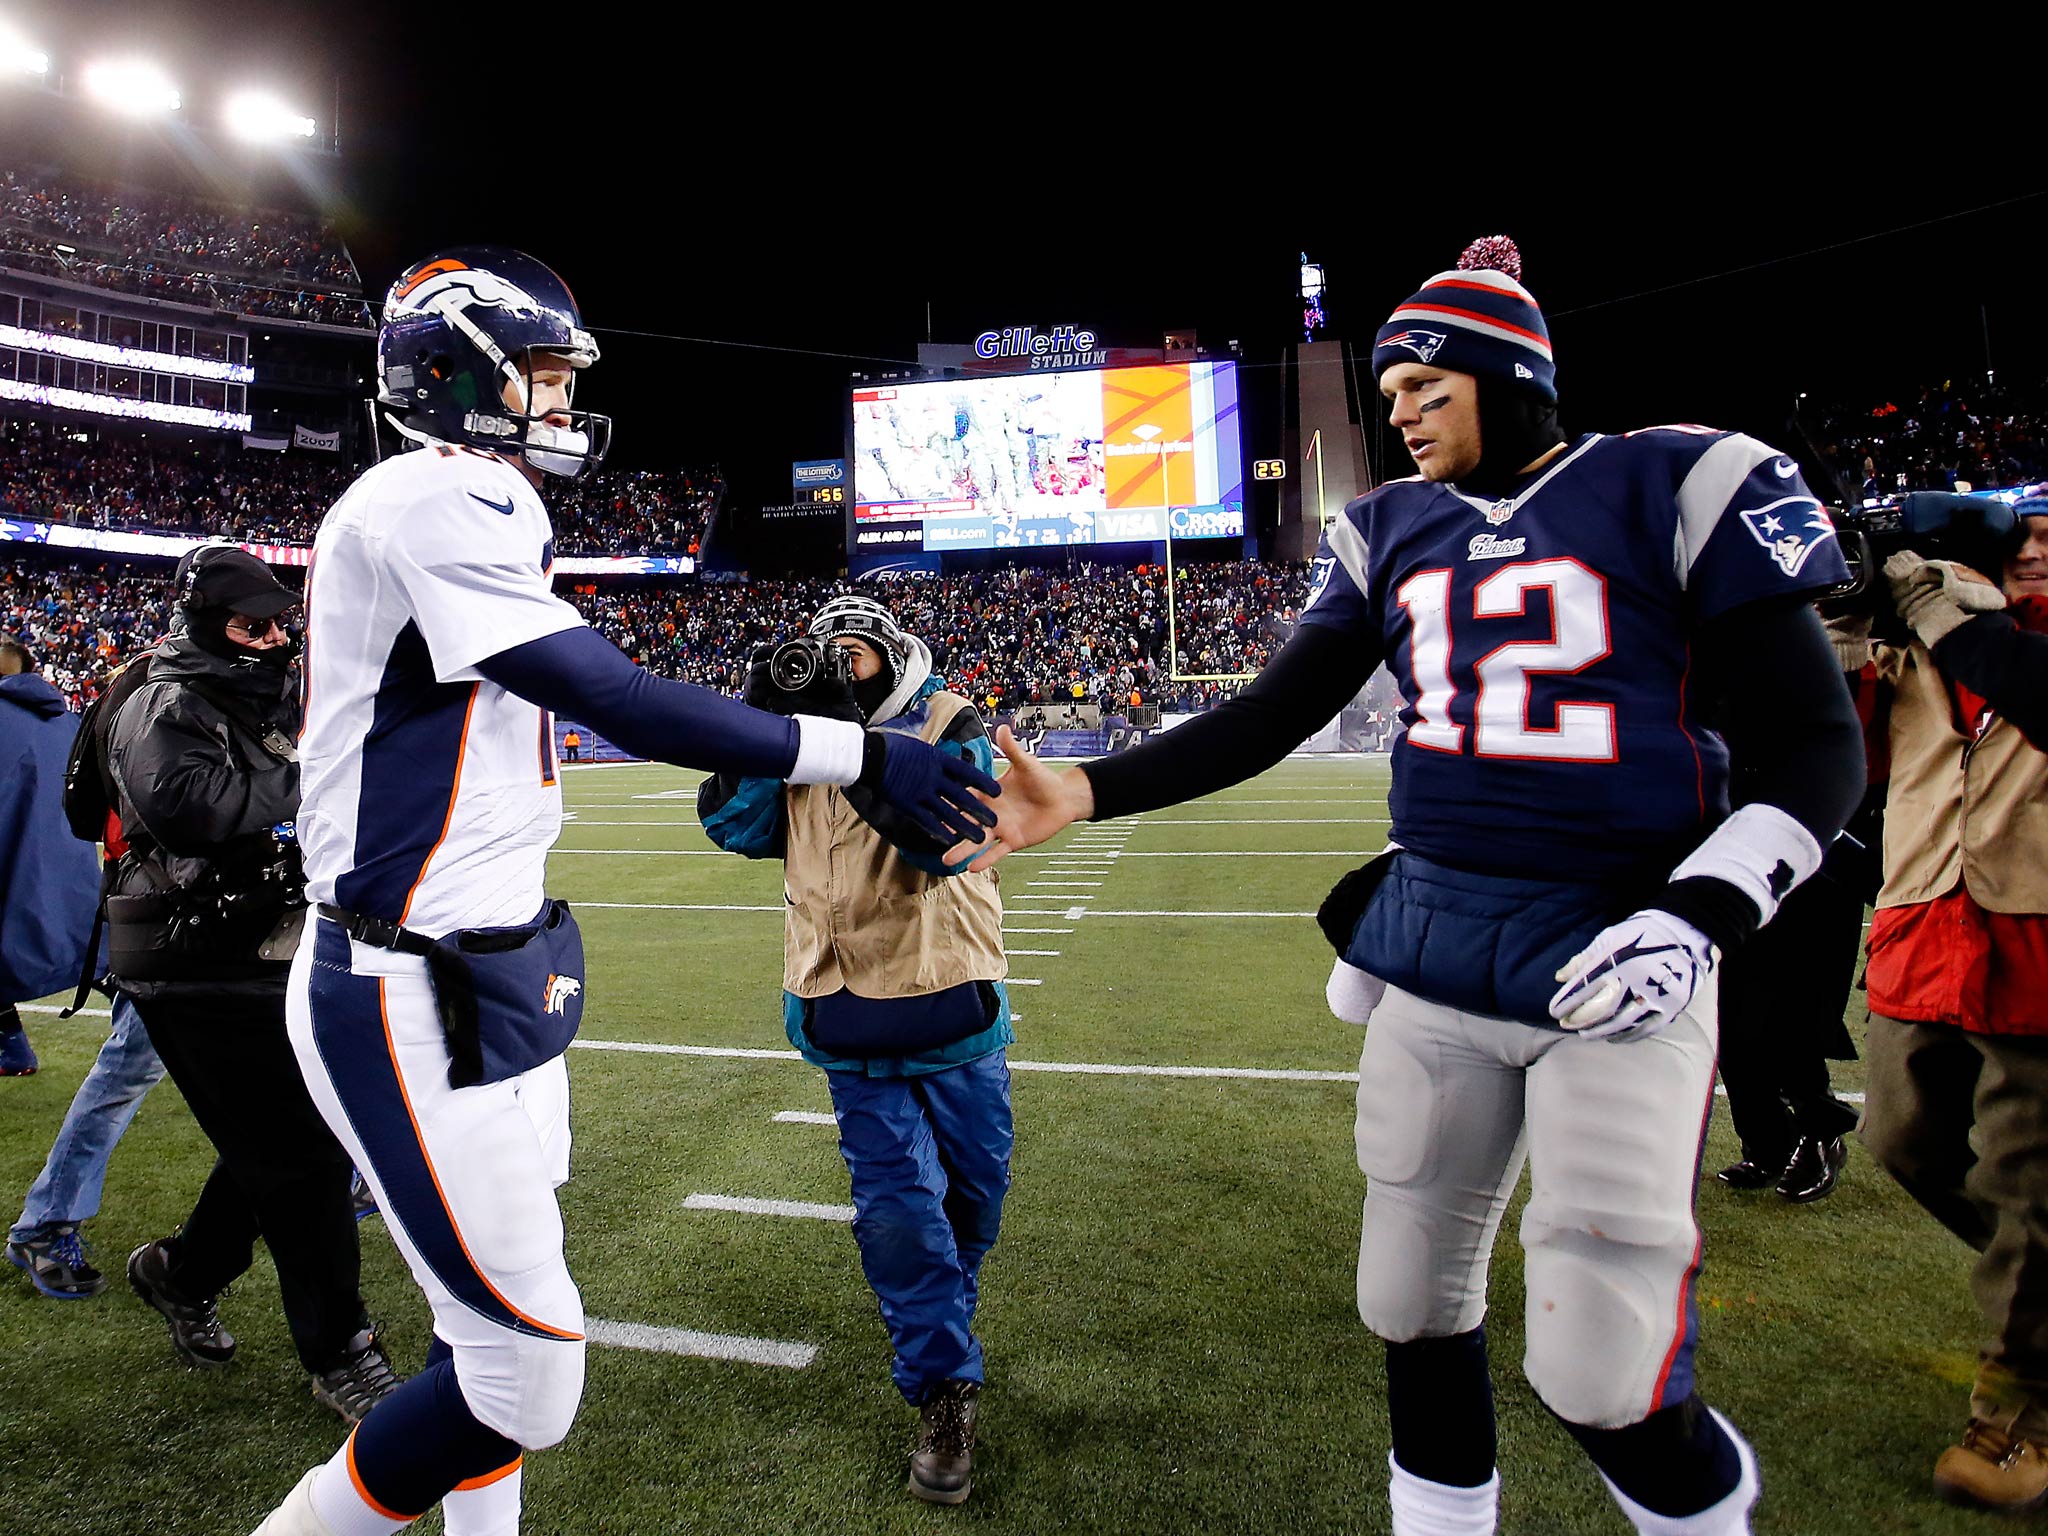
left=789, top=716, right=866, bottom=786
left=1668, top=802, right=1824, bottom=928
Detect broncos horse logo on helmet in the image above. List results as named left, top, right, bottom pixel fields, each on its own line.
left=375, top=246, right=613, bottom=480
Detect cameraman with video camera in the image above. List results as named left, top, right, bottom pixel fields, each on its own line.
left=105, top=545, right=397, bottom=1423
left=1838, top=490, right=2048, bottom=1510
left=699, top=595, right=1013, bottom=1508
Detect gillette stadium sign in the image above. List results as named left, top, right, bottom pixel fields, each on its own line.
left=973, top=324, right=1106, bottom=372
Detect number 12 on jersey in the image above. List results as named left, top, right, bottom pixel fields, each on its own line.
left=1395, top=558, right=1617, bottom=762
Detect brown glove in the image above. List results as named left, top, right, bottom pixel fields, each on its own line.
left=1883, top=550, right=2006, bottom=648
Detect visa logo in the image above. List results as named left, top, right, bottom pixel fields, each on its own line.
left=1098, top=511, right=1161, bottom=541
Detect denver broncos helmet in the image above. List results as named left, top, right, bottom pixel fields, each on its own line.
left=375, top=246, right=612, bottom=479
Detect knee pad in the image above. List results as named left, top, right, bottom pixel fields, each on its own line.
left=1521, top=1225, right=1697, bottom=1428
left=453, top=1331, right=585, bottom=1450
left=1357, top=1187, right=1491, bottom=1342
left=449, top=1269, right=588, bottom=1450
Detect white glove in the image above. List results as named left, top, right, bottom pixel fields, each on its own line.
left=1547, top=910, right=1717, bottom=1043
left=1326, top=958, right=1386, bottom=1025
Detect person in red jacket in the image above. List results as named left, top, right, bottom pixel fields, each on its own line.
left=1852, top=497, right=2048, bottom=1511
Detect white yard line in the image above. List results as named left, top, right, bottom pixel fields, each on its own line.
left=684, top=1193, right=855, bottom=1222
left=570, top=1037, right=1351, bottom=1083
left=1004, top=949, right=1061, bottom=956
left=585, top=1317, right=817, bottom=1370
left=1008, top=978, right=1045, bottom=986
left=772, top=1111, right=837, bottom=1126
left=17, top=1003, right=112, bottom=1017
left=1026, top=880, right=1102, bottom=887
left=571, top=1035, right=1876, bottom=1097
left=1003, top=926, right=1074, bottom=934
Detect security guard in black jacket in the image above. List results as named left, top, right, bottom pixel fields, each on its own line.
left=106, top=545, right=399, bottom=1424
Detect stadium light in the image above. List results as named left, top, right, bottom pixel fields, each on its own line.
left=0, top=19, right=48, bottom=75
left=223, top=90, right=316, bottom=142
left=82, top=59, right=181, bottom=115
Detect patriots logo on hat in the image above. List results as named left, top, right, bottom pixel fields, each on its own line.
left=1738, top=497, right=1838, bottom=577
left=1379, top=329, right=1448, bottom=362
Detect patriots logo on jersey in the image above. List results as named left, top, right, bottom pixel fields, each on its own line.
left=1379, top=329, right=1448, bottom=363
left=1306, top=556, right=1337, bottom=610
left=543, top=974, right=582, bottom=1015
left=1738, top=497, right=1838, bottom=577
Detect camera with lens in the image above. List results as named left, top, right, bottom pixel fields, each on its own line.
left=1827, top=492, right=2024, bottom=615
left=769, top=636, right=854, bottom=693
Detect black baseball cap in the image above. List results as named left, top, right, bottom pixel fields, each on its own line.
left=177, top=546, right=299, bottom=619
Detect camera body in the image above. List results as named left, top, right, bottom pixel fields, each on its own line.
left=1829, top=492, right=2024, bottom=605
left=769, top=635, right=854, bottom=694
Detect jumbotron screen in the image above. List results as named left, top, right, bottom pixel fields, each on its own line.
left=851, top=361, right=1244, bottom=555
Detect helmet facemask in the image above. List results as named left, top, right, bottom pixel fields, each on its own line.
left=498, top=346, right=613, bottom=480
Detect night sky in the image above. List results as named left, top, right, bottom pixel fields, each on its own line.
left=10, top=5, right=2045, bottom=520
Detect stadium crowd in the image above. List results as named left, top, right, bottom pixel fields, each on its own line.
left=4, top=552, right=1312, bottom=716
left=1810, top=371, right=2048, bottom=499
left=0, top=427, right=718, bottom=556
left=535, top=559, right=1309, bottom=713
left=1, top=168, right=369, bottom=329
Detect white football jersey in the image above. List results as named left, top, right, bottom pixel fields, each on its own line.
left=299, top=443, right=583, bottom=946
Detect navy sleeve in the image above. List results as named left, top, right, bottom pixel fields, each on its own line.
left=1657, top=598, right=1866, bottom=953
left=477, top=626, right=801, bottom=780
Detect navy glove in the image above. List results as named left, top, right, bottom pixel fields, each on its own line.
left=856, top=731, right=999, bottom=848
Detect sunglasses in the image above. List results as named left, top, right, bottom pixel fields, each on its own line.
left=226, top=614, right=289, bottom=638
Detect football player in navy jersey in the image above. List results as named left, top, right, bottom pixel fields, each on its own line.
left=973, top=239, right=1865, bottom=1536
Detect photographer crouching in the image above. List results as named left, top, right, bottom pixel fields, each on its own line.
left=699, top=596, right=1013, bottom=1507
left=105, top=546, right=398, bottom=1423
left=1838, top=492, right=2048, bottom=1510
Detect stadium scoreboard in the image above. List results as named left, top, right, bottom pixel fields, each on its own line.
left=849, top=359, right=1245, bottom=572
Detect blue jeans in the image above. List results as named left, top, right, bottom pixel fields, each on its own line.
left=10, top=994, right=165, bottom=1242
left=824, top=1050, right=1013, bottom=1404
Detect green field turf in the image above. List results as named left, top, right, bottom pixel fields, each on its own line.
left=0, top=757, right=1995, bottom=1533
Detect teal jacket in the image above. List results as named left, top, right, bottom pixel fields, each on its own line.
left=700, top=676, right=1013, bottom=1077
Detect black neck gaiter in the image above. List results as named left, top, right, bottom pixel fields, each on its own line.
left=1460, top=378, right=1567, bottom=500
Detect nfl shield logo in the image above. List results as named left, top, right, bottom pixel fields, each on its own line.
left=1482, top=500, right=1515, bottom=526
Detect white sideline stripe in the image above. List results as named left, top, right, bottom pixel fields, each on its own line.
left=1008, top=977, right=1045, bottom=986
left=1011, top=893, right=1093, bottom=900
left=570, top=1037, right=1349, bottom=1082
left=1004, top=948, right=1061, bottom=956
left=585, top=1317, right=818, bottom=1370
left=1004, top=926, right=1073, bottom=933
left=17, top=1003, right=112, bottom=1018
left=773, top=1111, right=838, bottom=1126
left=1026, top=880, right=1102, bottom=887
left=685, top=1194, right=854, bottom=1222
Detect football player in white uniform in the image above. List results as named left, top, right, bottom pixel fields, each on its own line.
left=251, top=248, right=997, bottom=1536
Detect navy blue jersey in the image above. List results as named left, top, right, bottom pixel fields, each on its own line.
left=1300, top=429, right=1849, bottom=880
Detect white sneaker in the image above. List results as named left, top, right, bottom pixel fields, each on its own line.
left=251, top=1468, right=336, bottom=1536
